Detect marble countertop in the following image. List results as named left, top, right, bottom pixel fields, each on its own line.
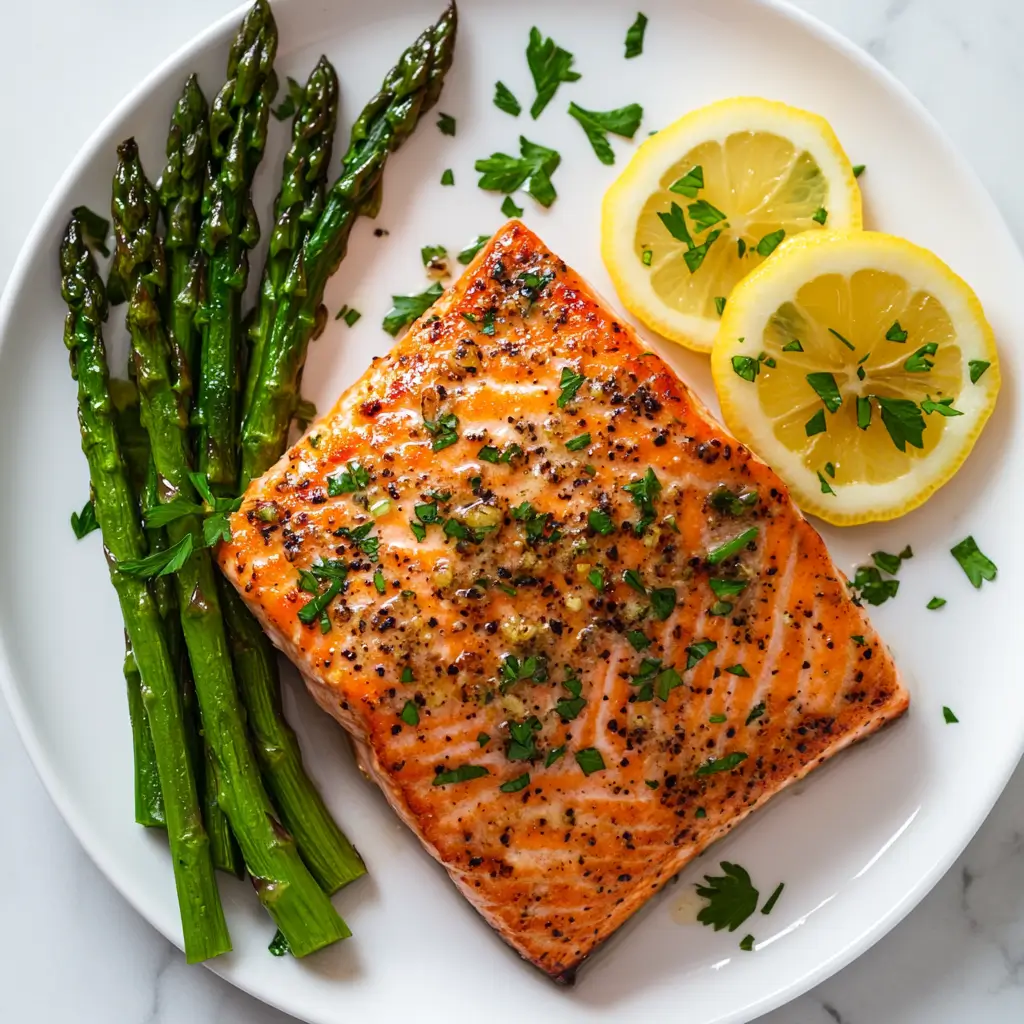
left=3, top=0, right=1024, bottom=1020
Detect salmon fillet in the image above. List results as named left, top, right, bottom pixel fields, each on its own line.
left=219, top=220, right=908, bottom=979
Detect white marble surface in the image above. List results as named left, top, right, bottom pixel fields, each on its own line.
left=3, top=0, right=1024, bottom=1020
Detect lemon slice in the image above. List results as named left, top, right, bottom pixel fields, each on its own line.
left=711, top=231, right=1000, bottom=525
left=602, top=97, right=862, bottom=353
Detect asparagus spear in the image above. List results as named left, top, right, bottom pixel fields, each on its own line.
left=155, top=73, right=209, bottom=399
left=195, top=0, right=278, bottom=494
left=237, top=2, right=458, bottom=489
left=61, top=214, right=229, bottom=963
left=122, top=641, right=164, bottom=828
left=242, top=56, right=338, bottom=423
left=112, top=138, right=349, bottom=956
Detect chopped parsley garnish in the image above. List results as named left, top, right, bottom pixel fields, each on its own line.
left=886, top=320, right=908, bottom=342
left=641, top=247, right=653, bottom=266
left=783, top=339, right=803, bottom=352
left=745, top=701, right=765, bottom=724
left=849, top=566, right=899, bottom=606
left=688, top=199, right=727, bottom=232
left=669, top=165, right=703, bottom=198
left=943, top=706, right=959, bottom=724
left=852, top=164, right=866, bottom=178
left=755, top=229, right=785, bottom=257
left=950, top=535, right=997, bottom=588
left=421, top=244, right=448, bottom=269
left=296, top=559, right=348, bottom=627
left=326, top=460, right=370, bottom=495
left=401, top=667, right=415, bottom=684
left=645, top=779, right=659, bottom=790
left=475, top=136, right=561, bottom=207
left=623, top=466, right=661, bottom=534
left=921, top=396, right=963, bottom=417
left=72, top=205, right=112, bottom=257
left=695, top=751, right=748, bottom=776
left=761, top=882, right=784, bottom=915
left=382, top=281, right=444, bottom=336
left=432, top=764, right=490, bottom=786
left=335, top=522, right=379, bottom=560
left=501, top=195, right=524, bottom=218
left=872, top=546, right=912, bottom=575
left=631, top=656, right=661, bottom=701
left=373, top=568, right=386, bottom=595
left=715, top=296, right=727, bottom=316
left=683, top=229, right=721, bottom=272
left=557, top=366, right=586, bottom=407
left=904, top=342, right=937, bottom=373
left=739, top=934, right=755, bottom=952
left=709, top=714, right=727, bottom=724
left=710, top=579, right=747, bottom=599
left=271, top=76, right=304, bottom=121
left=477, top=733, right=490, bottom=747
left=423, top=412, right=460, bottom=452
left=400, top=700, right=419, bottom=726
left=649, top=586, right=676, bottom=621
left=568, top=102, right=644, bottom=165
left=588, top=508, right=615, bottom=535
left=545, top=745, right=566, bottom=767
left=828, top=327, right=855, bottom=352
left=500, top=772, right=531, bottom=793
left=686, top=639, right=717, bottom=671
left=493, top=81, right=522, bottom=117
left=587, top=566, right=605, bottom=592
left=818, top=471, right=836, bottom=496
left=805, top=409, right=826, bottom=436
left=71, top=499, right=99, bottom=539
left=709, top=487, right=758, bottom=516
left=626, top=629, right=650, bottom=651
left=526, top=27, right=580, bottom=118
left=507, top=716, right=542, bottom=760
left=500, top=653, right=548, bottom=692
left=927, top=596, right=947, bottom=610
left=695, top=862, right=759, bottom=931
left=440, top=168, right=454, bottom=186
left=512, top=501, right=560, bottom=544
left=876, top=395, right=925, bottom=451
left=655, top=666, right=683, bottom=701
left=119, top=533, right=193, bottom=579
left=707, top=527, right=758, bottom=565
left=268, top=929, right=290, bottom=956
left=657, top=201, right=721, bottom=272
left=457, top=234, right=492, bottom=264
left=437, top=112, right=456, bottom=136
left=969, top=359, right=991, bottom=383
left=334, top=304, right=362, bottom=326
left=624, top=11, right=648, bottom=57
left=555, top=669, right=587, bottom=721
left=812, top=207, right=828, bottom=225
left=737, top=238, right=747, bottom=258
left=806, top=371, right=843, bottom=413
left=731, top=355, right=760, bottom=382
left=566, top=431, right=591, bottom=451
left=575, top=747, right=606, bottom=776
left=856, top=395, right=872, bottom=430
left=623, top=568, right=647, bottom=594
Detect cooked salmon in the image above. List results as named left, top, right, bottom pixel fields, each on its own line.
left=219, top=220, right=908, bottom=979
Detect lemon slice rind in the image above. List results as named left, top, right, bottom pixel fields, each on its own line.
left=710, top=231, right=1000, bottom=525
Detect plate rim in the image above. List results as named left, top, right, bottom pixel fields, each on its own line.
left=1, top=1, right=1021, bottom=1021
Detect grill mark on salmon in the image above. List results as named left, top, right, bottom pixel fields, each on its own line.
left=219, top=220, right=908, bottom=979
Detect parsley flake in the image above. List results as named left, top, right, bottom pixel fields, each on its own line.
left=707, top=527, right=758, bottom=565
left=755, top=229, right=785, bottom=257
left=119, top=533, right=193, bottom=579
left=969, top=359, right=991, bottom=384
left=458, top=235, right=492, bottom=265
left=806, top=371, right=843, bottom=412
left=695, top=862, right=759, bottom=932
left=557, top=366, right=586, bottom=407
left=432, top=764, right=490, bottom=786
left=71, top=499, right=99, bottom=539
left=950, top=536, right=997, bottom=588
left=624, top=12, right=648, bottom=57
left=927, top=596, right=946, bottom=610
left=437, top=112, right=456, bottom=136
left=526, top=27, right=580, bottom=118
left=761, top=882, right=784, bottom=915
left=943, top=706, right=959, bottom=724
left=475, top=136, right=561, bottom=207
left=886, top=320, right=908, bottom=342
left=400, top=700, right=419, bottom=726
left=876, top=395, right=925, bottom=451
left=494, top=81, right=521, bottom=117
left=382, top=281, right=444, bottom=336
left=568, top=102, right=644, bottom=165
left=566, top=431, right=591, bottom=451
left=731, top=355, right=760, bottom=382
left=575, top=747, right=606, bottom=776
left=440, top=168, right=454, bottom=186
left=805, top=409, right=826, bottom=436
left=669, top=165, right=704, bottom=197
left=812, top=207, right=828, bottom=225
left=695, top=751, right=748, bottom=776
left=500, top=772, right=531, bottom=793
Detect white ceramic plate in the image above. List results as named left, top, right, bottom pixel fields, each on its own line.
left=1, top=0, right=1021, bottom=1021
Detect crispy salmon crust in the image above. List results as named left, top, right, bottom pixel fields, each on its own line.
left=219, top=221, right=908, bottom=978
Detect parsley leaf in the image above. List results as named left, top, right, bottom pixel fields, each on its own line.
left=557, top=366, right=586, bottom=407
left=886, top=320, right=908, bottom=342
left=745, top=701, right=765, bottom=724
left=526, top=27, right=580, bottom=118
left=72, top=205, right=112, bottom=257
left=876, top=395, right=925, bottom=452
left=856, top=395, right=872, bottom=429
left=927, top=596, right=946, bottom=610
left=872, top=547, right=912, bottom=575
left=501, top=195, right=524, bottom=218
left=400, top=700, right=419, bottom=726
left=755, top=229, right=785, bottom=257
left=271, top=76, right=304, bottom=121
left=688, top=199, right=727, bottom=232
left=568, top=102, right=644, bottom=164
left=588, top=508, right=615, bottom=535
left=268, top=929, right=290, bottom=956
left=555, top=670, right=587, bottom=721
left=545, top=745, right=566, bottom=767
left=812, top=207, right=828, bottom=225
left=731, top=355, right=760, bottom=382
left=475, top=136, right=561, bottom=207
left=805, top=409, right=826, bottom=436
left=849, top=566, right=899, bottom=606
left=707, top=527, right=758, bottom=565
left=421, top=244, right=448, bottom=269
left=507, top=716, right=543, bottom=760
left=943, top=706, right=959, bottom=724
left=440, top=168, right=454, bottom=186
left=921, top=396, right=963, bottom=417
left=624, top=12, right=648, bottom=57
left=669, top=166, right=704, bottom=198
left=658, top=201, right=693, bottom=247
left=119, top=533, right=193, bottom=579
left=423, top=412, right=460, bottom=452
left=500, top=772, right=531, bottom=793
left=432, top=764, right=490, bottom=786
left=761, top=882, right=784, bottom=915
left=382, top=281, right=444, bottom=336
left=575, top=747, right=606, bottom=776
left=457, top=234, right=492, bottom=265
left=969, top=359, right=991, bottom=384
left=686, top=639, right=717, bottom=670
left=806, top=372, right=843, bottom=413
left=327, top=460, right=370, bottom=496
left=950, top=535, right=997, bottom=588
left=494, top=81, right=521, bottom=117
left=649, top=587, right=676, bottom=621
left=627, top=629, right=650, bottom=651
left=566, top=431, right=591, bottom=451
left=852, top=164, right=866, bottom=178
left=695, top=862, right=759, bottom=932
left=71, top=499, right=99, bottom=539
left=623, top=466, right=661, bottom=535
left=437, top=112, right=456, bottom=136
left=695, top=751, right=748, bottom=776
left=335, top=304, right=361, bottom=326
left=904, top=342, right=937, bottom=373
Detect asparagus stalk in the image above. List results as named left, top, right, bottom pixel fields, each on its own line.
left=195, top=0, right=278, bottom=494
left=155, top=73, right=209, bottom=399
left=122, top=641, right=164, bottom=827
left=237, top=2, right=457, bottom=489
left=61, top=214, right=229, bottom=963
left=243, top=56, right=338, bottom=423
left=112, top=139, right=349, bottom=956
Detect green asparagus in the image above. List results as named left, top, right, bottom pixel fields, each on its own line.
left=112, top=138, right=349, bottom=956
left=155, top=73, right=209, bottom=398
left=237, top=2, right=458, bottom=489
left=195, top=0, right=278, bottom=494
left=243, top=55, right=338, bottom=423
left=61, top=213, right=229, bottom=963
left=122, top=642, right=164, bottom=828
